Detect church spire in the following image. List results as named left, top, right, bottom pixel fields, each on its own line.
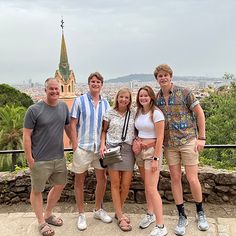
left=59, top=17, right=70, bottom=81
left=55, top=17, right=76, bottom=99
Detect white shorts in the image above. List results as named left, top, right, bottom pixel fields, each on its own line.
left=71, top=147, right=104, bottom=174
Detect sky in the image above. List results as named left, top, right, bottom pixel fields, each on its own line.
left=0, top=0, right=235, bottom=84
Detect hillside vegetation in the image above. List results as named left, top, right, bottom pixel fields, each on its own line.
left=201, top=81, right=236, bottom=169
left=0, top=84, right=33, bottom=108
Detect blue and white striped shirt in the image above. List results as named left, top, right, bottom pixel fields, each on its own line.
left=71, top=92, right=110, bottom=153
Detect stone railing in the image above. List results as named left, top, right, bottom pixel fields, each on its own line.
left=0, top=165, right=235, bottom=205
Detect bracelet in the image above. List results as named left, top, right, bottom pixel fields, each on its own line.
left=198, top=137, right=206, bottom=141
left=153, top=156, right=160, bottom=161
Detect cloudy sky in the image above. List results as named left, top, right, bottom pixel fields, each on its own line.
left=0, top=0, right=235, bottom=84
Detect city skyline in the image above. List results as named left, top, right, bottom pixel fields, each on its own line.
left=0, top=0, right=236, bottom=85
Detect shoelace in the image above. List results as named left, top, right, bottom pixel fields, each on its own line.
left=144, top=214, right=153, bottom=223
left=198, top=213, right=206, bottom=221
left=78, top=215, right=85, bottom=223
left=178, top=216, right=186, bottom=227
left=98, top=209, right=107, bottom=217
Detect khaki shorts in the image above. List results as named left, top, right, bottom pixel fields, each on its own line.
left=71, top=147, right=104, bottom=174
left=30, top=158, right=67, bottom=192
left=135, top=147, right=162, bottom=170
left=164, top=139, right=199, bottom=166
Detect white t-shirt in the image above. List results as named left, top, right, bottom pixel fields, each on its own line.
left=135, top=109, right=165, bottom=139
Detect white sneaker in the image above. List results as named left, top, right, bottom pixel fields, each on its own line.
left=196, top=211, right=209, bottom=231
left=77, top=213, right=87, bottom=231
left=174, top=215, right=188, bottom=236
left=93, top=209, right=112, bottom=223
left=149, top=225, right=168, bottom=236
left=139, top=213, right=156, bottom=229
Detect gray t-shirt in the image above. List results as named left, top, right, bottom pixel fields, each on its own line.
left=24, top=100, right=70, bottom=161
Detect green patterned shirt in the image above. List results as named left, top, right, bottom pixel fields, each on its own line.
left=156, top=85, right=199, bottom=147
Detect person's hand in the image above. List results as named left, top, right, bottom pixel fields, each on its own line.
left=151, top=159, right=158, bottom=172
left=100, top=145, right=107, bottom=158
left=132, top=138, right=142, bottom=155
left=27, top=157, right=35, bottom=169
left=72, top=144, right=77, bottom=152
left=195, top=139, right=205, bottom=152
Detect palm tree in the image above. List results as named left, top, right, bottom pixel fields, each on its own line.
left=0, top=105, right=26, bottom=171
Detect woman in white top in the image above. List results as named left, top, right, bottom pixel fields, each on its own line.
left=134, top=85, right=167, bottom=236
left=100, top=88, right=135, bottom=232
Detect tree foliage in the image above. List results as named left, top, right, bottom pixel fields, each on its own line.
left=201, top=82, right=236, bottom=169
left=0, top=84, right=33, bottom=108
left=0, top=105, right=26, bottom=171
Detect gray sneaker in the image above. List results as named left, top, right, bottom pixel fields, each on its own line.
left=174, top=215, right=188, bottom=235
left=93, top=209, right=112, bottom=223
left=77, top=213, right=87, bottom=231
left=139, top=213, right=156, bottom=229
left=149, top=225, right=168, bottom=236
left=196, top=211, right=209, bottom=231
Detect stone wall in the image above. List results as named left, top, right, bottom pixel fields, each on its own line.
left=0, top=166, right=235, bottom=205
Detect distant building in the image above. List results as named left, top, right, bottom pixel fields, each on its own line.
left=55, top=31, right=76, bottom=99
left=55, top=21, right=76, bottom=148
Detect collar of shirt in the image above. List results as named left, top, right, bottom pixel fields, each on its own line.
left=159, top=83, right=174, bottom=97
left=86, top=92, right=102, bottom=102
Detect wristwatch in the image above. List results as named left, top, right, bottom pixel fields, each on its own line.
left=198, top=137, right=206, bottom=140
left=153, top=156, right=160, bottom=161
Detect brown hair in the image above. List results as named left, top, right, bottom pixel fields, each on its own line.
left=136, top=85, right=156, bottom=120
left=114, top=88, right=132, bottom=111
left=87, top=72, right=104, bottom=84
left=154, top=64, right=173, bottom=79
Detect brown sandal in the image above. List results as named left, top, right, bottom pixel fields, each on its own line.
left=45, top=214, right=63, bottom=226
left=118, top=217, right=132, bottom=232
left=115, top=213, right=130, bottom=224
left=38, top=223, right=55, bottom=236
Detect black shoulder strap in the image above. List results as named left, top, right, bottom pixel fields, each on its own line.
left=121, top=110, right=131, bottom=142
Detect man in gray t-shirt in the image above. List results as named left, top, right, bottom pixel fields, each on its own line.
left=23, top=78, right=70, bottom=236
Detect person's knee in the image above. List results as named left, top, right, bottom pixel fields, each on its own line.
left=30, top=191, right=42, bottom=204
left=31, top=191, right=41, bottom=197
left=96, top=171, right=107, bottom=184
left=186, top=175, right=200, bottom=186
left=146, top=186, right=157, bottom=197
left=53, top=184, right=65, bottom=192
left=111, top=183, right=120, bottom=191
left=75, top=174, right=85, bottom=187
left=96, top=176, right=107, bottom=190
left=170, top=172, right=182, bottom=183
left=121, top=183, right=131, bottom=192
left=188, top=177, right=200, bottom=187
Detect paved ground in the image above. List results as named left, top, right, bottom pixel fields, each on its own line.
left=0, top=212, right=235, bottom=236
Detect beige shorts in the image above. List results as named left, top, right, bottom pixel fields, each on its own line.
left=71, top=147, right=104, bottom=174
left=135, top=147, right=162, bottom=170
left=164, top=139, right=199, bottom=166
left=30, top=158, right=67, bottom=192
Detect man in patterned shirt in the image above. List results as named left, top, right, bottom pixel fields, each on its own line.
left=154, top=64, right=209, bottom=235
left=70, top=72, right=112, bottom=231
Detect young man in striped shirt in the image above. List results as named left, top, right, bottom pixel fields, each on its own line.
left=70, top=72, right=112, bottom=231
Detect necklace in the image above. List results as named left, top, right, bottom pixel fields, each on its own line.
left=117, top=110, right=126, bottom=116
